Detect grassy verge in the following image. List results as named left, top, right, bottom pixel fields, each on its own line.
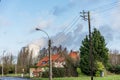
left=31, top=75, right=120, bottom=80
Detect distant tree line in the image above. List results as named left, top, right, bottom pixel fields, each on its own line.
left=0, top=53, right=15, bottom=74
left=17, top=47, right=34, bottom=73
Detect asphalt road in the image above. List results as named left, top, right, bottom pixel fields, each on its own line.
left=0, top=77, right=30, bottom=80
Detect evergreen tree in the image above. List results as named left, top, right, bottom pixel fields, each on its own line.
left=80, top=28, right=109, bottom=75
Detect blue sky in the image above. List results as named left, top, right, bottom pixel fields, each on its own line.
left=0, top=0, right=120, bottom=55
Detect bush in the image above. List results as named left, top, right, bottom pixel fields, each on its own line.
left=95, top=71, right=100, bottom=77
left=42, top=67, right=65, bottom=78
left=108, top=65, right=120, bottom=74
left=94, top=61, right=105, bottom=77
left=96, top=61, right=104, bottom=72
left=77, top=67, right=84, bottom=76
left=52, top=67, right=65, bottom=77
left=42, top=71, right=49, bottom=78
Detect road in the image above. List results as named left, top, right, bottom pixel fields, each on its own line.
left=0, top=77, right=30, bottom=80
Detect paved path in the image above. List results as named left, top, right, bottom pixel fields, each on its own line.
left=0, top=77, right=30, bottom=80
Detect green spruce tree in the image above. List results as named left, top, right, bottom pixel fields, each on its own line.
left=80, top=28, right=109, bottom=75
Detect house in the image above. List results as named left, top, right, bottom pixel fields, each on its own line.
left=37, top=51, right=80, bottom=68
left=30, top=51, right=80, bottom=77
left=29, top=68, right=42, bottom=77
left=36, top=53, right=66, bottom=68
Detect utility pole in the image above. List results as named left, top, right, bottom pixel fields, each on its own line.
left=80, top=10, right=93, bottom=80
left=48, top=39, right=52, bottom=80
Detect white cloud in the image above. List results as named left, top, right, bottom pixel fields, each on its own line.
left=91, top=11, right=105, bottom=28
left=110, top=4, right=120, bottom=31
left=29, top=38, right=47, bottom=48
left=35, top=17, right=54, bottom=29
left=52, top=24, right=86, bottom=50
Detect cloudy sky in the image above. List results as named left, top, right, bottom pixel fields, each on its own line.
left=0, top=0, right=120, bottom=55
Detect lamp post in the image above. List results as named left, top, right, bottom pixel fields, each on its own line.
left=35, top=28, right=52, bottom=80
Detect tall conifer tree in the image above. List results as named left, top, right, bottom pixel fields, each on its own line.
left=80, top=28, right=109, bottom=75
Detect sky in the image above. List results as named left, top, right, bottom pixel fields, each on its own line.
left=0, top=0, right=120, bottom=56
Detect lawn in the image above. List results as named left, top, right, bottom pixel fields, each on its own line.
left=31, top=75, right=120, bottom=80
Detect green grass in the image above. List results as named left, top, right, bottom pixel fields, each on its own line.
left=31, top=75, right=120, bottom=80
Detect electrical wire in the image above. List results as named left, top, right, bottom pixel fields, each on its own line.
left=53, top=15, right=80, bottom=46
left=53, top=0, right=120, bottom=48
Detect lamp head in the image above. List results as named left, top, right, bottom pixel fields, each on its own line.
left=35, top=28, right=41, bottom=31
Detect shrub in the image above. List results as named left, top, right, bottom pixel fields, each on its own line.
left=114, top=65, right=120, bottom=74
left=42, top=71, right=49, bottom=78
left=95, top=61, right=105, bottom=77
left=96, top=61, right=104, bottom=72
left=52, top=67, right=65, bottom=77
left=77, top=67, right=84, bottom=76
left=108, top=65, right=120, bottom=74
left=95, top=71, right=100, bottom=77
left=42, top=67, right=65, bottom=78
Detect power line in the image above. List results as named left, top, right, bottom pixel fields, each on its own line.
left=52, top=15, right=79, bottom=42
left=91, top=1, right=120, bottom=14
left=58, top=16, right=81, bottom=45
left=53, top=15, right=80, bottom=45
left=91, top=1, right=118, bottom=11
left=53, top=0, right=120, bottom=48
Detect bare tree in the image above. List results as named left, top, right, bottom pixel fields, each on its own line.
left=109, top=49, right=120, bottom=65
left=2, top=53, right=15, bottom=74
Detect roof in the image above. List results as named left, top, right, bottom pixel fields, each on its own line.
left=69, top=51, right=79, bottom=59
left=37, top=51, right=79, bottom=67
left=36, top=56, right=49, bottom=67
left=37, top=53, right=62, bottom=67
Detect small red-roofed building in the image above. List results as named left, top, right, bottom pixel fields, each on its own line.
left=37, top=51, right=80, bottom=68
left=37, top=53, right=66, bottom=68
left=30, top=51, right=80, bottom=77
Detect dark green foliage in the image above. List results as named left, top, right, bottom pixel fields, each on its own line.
left=80, top=28, right=109, bottom=75
left=42, top=67, right=65, bottom=78
left=77, top=67, right=84, bottom=76
left=108, top=65, right=120, bottom=74
left=92, top=28, right=109, bottom=67
left=42, top=71, right=49, bottom=78
left=52, top=67, right=65, bottom=77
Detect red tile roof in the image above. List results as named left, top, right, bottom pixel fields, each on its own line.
left=36, top=56, right=49, bottom=67
left=37, top=51, right=79, bottom=67
left=52, top=54, right=60, bottom=61
left=69, top=52, right=78, bottom=59
left=37, top=53, right=62, bottom=67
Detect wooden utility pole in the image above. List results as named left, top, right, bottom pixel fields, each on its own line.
left=48, top=39, right=52, bottom=80
left=80, top=10, right=93, bottom=80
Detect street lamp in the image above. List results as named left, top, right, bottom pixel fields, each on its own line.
left=35, top=28, right=52, bottom=80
